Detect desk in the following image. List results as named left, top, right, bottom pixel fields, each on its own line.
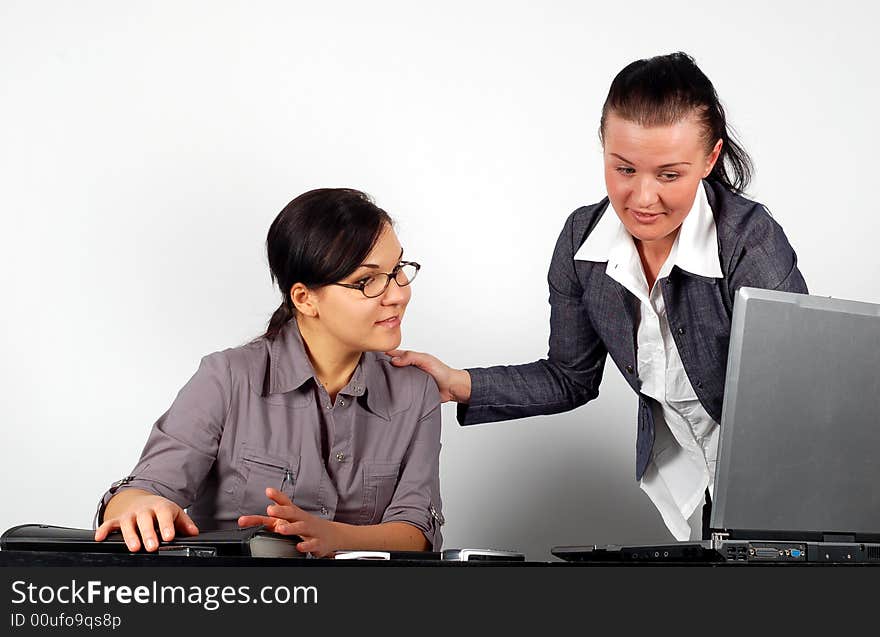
left=2, top=549, right=874, bottom=634
left=3, top=549, right=878, bottom=567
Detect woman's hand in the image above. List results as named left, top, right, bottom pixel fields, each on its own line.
left=94, top=489, right=199, bottom=552
left=385, top=349, right=472, bottom=403
left=237, top=488, right=342, bottom=557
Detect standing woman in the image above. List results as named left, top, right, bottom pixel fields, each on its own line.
left=94, top=188, right=444, bottom=556
left=390, top=52, right=807, bottom=541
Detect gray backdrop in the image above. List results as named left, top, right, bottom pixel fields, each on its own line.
left=2, top=0, right=878, bottom=560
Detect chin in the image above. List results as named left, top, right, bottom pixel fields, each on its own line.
left=367, top=333, right=402, bottom=353
left=627, top=225, right=674, bottom=244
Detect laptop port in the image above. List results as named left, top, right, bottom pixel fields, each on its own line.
left=751, top=547, right=782, bottom=559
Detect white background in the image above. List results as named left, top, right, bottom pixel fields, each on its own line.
left=1, top=0, right=878, bottom=561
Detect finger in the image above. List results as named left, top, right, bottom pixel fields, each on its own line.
left=267, top=505, right=295, bottom=521
left=273, top=523, right=302, bottom=537
left=119, top=515, right=141, bottom=552
left=386, top=349, right=413, bottom=365
left=297, top=538, right=320, bottom=554
left=277, top=520, right=308, bottom=537
left=266, top=494, right=309, bottom=522
left=154, top=505, right=177, bottom=543
left=136, top=510, right=160, bottom=552
left=175, top=509, right=200, bottom=536
left=265, top=487, right=294, bottom=507
left=94, top=518, right=119, bottom=542
left=238, top=515, right=279, bottom=530
left=388, top=351, right=435, bottom=372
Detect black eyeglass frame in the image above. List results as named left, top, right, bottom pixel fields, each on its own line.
left=332, top=261, right=421, bottom=298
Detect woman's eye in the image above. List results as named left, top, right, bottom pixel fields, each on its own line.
left=355, top=276, right=374, bottom=287
left=659, top=172, right=679, bottom=181
left=616, top=166, right=635, bottom=176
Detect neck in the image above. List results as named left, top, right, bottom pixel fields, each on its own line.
left=295, top=316, right=361, bottom=401
left=635, top=233, right=677, bottom=291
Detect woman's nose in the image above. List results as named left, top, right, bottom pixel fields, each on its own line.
left=381, top=276, right=410, bottom=305
left=634, top=177, right=660, bottom=208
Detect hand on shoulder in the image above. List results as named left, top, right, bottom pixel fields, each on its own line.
left=386, top=349, right=471, bottom=403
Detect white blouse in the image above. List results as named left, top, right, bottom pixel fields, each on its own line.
left=574, top=181, right=722, bottom=540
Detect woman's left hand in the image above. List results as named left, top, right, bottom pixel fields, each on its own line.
left=237, top=487, right=342, bottom=557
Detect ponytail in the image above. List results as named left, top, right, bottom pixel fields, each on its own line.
left=263, top=301, right=294, bottom=341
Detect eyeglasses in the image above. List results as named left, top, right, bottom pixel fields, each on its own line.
left=332, top=261, right=420, bottom=298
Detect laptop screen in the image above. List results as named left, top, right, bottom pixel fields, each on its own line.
left=711, top=288, right=880, bottom=541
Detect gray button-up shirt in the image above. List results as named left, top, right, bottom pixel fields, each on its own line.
left=98, top=320, right=444, bottom=549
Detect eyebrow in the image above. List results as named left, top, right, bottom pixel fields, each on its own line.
left=358, top=247, right=404, bottom=270
left=610, top=153, right=692, bottom=169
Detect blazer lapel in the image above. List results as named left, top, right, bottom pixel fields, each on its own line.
left=591, top=270, right=639, bottom=390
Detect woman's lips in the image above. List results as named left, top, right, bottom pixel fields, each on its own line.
left=375, top=316, right=401, bottom=328
left=630, top=209, right=665, bottom=224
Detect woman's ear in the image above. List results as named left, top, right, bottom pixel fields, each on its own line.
left=290, top=283, right=318, bottom=318
left=704, top=138, right=723, bottom=177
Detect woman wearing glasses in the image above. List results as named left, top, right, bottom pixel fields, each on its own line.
left=94, top=188, right=443, bottom=557
left=390, top=52, right=808, bottom=542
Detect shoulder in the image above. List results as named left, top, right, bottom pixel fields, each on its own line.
left=560, top=198, right=611, bottom=248
left=706, top=180, right=797, bottom=263
left=193, top=338, right=269, bottom=393
left=366, top=352, right=440, bottom=418
left=547, top=197, right=612, bottom=269
left=705, top=180, right=806, bottom=292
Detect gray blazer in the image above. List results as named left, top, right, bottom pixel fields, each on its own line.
left=459, top=180, right=808, bottom=480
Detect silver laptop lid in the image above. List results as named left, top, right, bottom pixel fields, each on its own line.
left=711, top=287, right=880, bottom=540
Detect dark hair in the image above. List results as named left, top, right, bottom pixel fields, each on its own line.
left=263, top=188, right=392, bottom=340
left=599, top=51, right=753, bottom=194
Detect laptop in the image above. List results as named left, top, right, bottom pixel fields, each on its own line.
left=553, top=287, right=880, bottom=563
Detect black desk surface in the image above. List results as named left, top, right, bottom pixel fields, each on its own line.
left=4, top=548, right=876, bottom=633
left=2, top=549, right=877, bottom=567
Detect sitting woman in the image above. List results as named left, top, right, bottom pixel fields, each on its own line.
left=94, top=188, right=443, bottom=557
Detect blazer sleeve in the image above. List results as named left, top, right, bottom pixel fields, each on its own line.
left=458, top=209, right=608, bottom=425
left=95, top=352, right=231, bottom=525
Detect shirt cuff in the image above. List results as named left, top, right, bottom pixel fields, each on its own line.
left=94, top=476, right=184, bottom=528
left=381, top=504, right=444, bottom=551
left=457, top=367, right=488, bottom=426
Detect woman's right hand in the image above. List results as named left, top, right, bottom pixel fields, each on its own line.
left=94, top=489, right=199, bottom=552
left=386, top=349, right=472, bottom=403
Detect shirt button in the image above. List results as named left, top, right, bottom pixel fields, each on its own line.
left=321, top=507, right=328, bottom=516
left=335, top=452, right=345, bottom=462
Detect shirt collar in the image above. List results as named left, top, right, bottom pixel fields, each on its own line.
left=573, top=180, right=723, bottom=279
left=262, top=320, right=391, bottom=420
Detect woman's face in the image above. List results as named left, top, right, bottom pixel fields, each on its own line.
left=311, top=225, right=412, bottom=355
left=602, top=111, right=721, bottom=251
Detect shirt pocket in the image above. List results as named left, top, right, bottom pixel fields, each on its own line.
left=360, top=461, right=401, bottom=525
left=237, top=449, right=300, bottom=516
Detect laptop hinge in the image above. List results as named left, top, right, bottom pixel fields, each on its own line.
left=822, top=533, right=855, bottom=543
left=710, top=532, right=729, bottom=550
